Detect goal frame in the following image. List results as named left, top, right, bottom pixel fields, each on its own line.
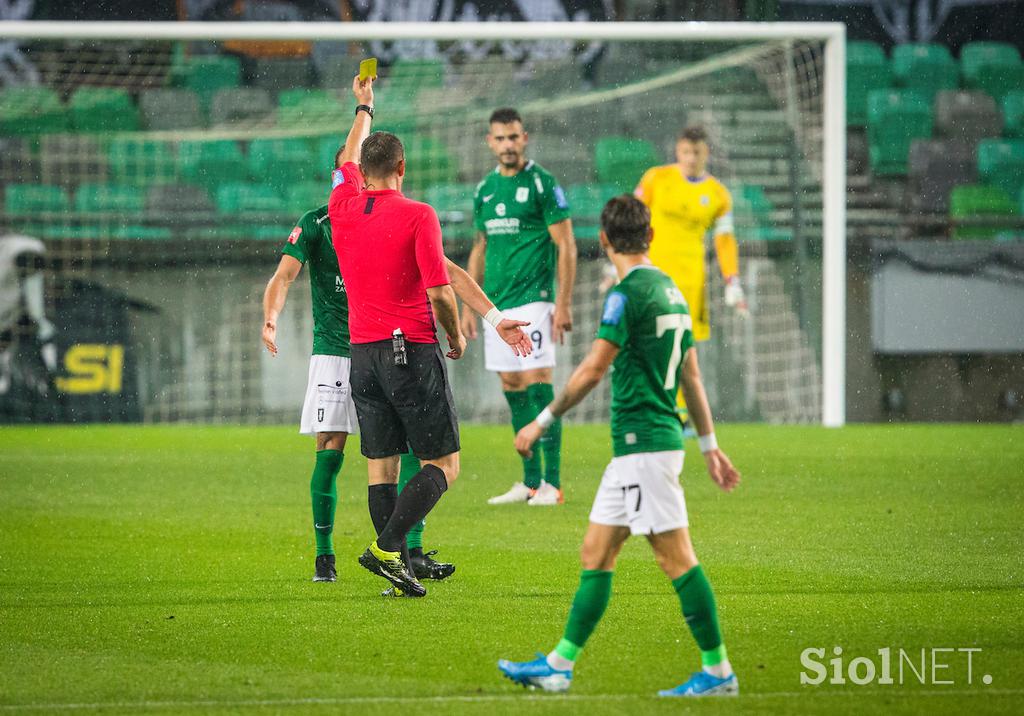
left=0, top=20, right=847, bottom=427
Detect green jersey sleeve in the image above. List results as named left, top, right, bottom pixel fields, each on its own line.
left=596, top=290, right=629, bottom=347
left=281, top=211, right=316, bottom=264
left=538, top=171, right=571, bottom=227
left=472, top=179, right=487, bottom=233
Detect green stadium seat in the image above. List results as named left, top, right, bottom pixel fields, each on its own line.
left=1004, top=91, right=1024, bottom=137
left=401, top=136, right=457, bottom=193
left=277, top=89, right=343, bottom=126
left=949, top=184, right=1017, bottom=239
left=0, top=87, right=66, bottom=135
left=960, top=42, right=1021, bottom=85
left=215, top=182, right=286, bottom=215
left=974, top=65, right=1024, bottom=104
left=40, top=225, right=107, bottom=241
left=39, top=136, right=108, bottom=188
left=846, top=41, right=891, bottom=126
left=112, top=225, right=174, bottom=241
left=867, top=90, right=933, bottom=176
left=74, top=184, right=144, bottom=215
left=424, top=183, right=476, bottom=222
left=178, top=140, right=247, bottom=192
left=565, top=184, right=618, bottom=239
left=177, top=54, right=242, bottom=109
left=69, top=88, right=139, bottom=132
left=284, top=182, right=328, bottom=215
left=595, top=137, right=660, bottom=193
left=317, top=137, right=342, bottom=178
left=4, top=184, right=70, bottom=216
left=977, top=139, right=1024, bottom=197
left=107, top=138, right=176, bottom=186
left=388, top=59, right=446, bottom=89
left=891, top=43, right=958, bottom=104
left=247, top=138, right=317, bottom=191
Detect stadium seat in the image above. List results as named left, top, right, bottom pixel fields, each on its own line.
left=934, top=91, right=1003, bottom=144
left=177, top=54, right=242, bottom=109
left=215, top=182, right=286, bottom=215
left=248, top=138, right=317, bottom=191
left=69, top=88, right=139, bottom=132
left=401, top=137, right=457, bottom=193
left=145, top=184, right=215, bottom=218
left=961, top=42, right=1024, bottom=101
left=565, top=184, right=618, bottom=239
left=595, top=137, right=661, bottom=193
left=250, top=58, right=313, bottom=93
left=39, top=136, right=108, bottom=187
left=317, top=137, right=342, bottom=178
left=74, top=184, right=145, bottom=215
left=949, top=184, right=1017, bottom=239
left=107, top=138, right=176, bottom=186
left=907, top=140, right=977, bottom=214
left=1004, top=91, right=1024, bottom=138
left=846, top=41, right=891, bottom=126
left=0, top=138, right=41, bottom=184
left=4, top=184, right=70, bottom=216
left=973, top=66, right=1024, bottom=104
left=139, top=89, right=202, bottom=130
left=277, top=89, right=344, bottom=126
left=284, top=182, right=327, bottom=215
left=210, top=88, right=274, bottom=126
left=891, top=43, right=958, bottom=104
left=424, top=183, right=475, bottom=219
left=111, top=225, right=174, bottom=241
left=978, top=139, right=1024, bottom=197
left=0, top=87, right=66, bottom=135
left=867, top=90, right=933, bottom=176
left=178, top=140, right=247, bottom=191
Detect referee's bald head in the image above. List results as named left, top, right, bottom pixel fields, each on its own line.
left=360, top=131, right=405, bottom=180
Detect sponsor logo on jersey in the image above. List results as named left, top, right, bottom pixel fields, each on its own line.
left=515, top=187, right=530, bottom=203
left=495, top=202, right=506, bottom=217
left=601, top=291, right=627, bottom=325
left=288, top=226, right=302, bottom=244
left=554, top=185, right=568, bottom=210
left=336, top=275, right=345, bottom=293
left=484, top=217, right=520, bottom=235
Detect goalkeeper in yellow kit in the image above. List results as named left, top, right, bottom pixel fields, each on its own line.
left=634, top=126, right=748, bottom=423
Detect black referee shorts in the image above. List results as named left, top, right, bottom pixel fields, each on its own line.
left=350, top=340, right=461, bottom=460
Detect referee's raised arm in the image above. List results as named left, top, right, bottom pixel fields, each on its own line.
left=338, top=75, right=374, bottom=167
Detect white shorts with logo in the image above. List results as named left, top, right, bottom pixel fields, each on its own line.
left=299, top=355, right=359, bottom=436
left=589, top=450, right=688, bottom=536
left=483, top=301, right=556, bottom=373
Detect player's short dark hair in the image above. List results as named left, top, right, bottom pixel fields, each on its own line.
left=489, top=107, right=523, bottom=126
left=677, top=125, right=709, bottom=144
left=360, top=132, right=404, bottom=178
left=334, top=146, right=344, bottom=170
left=601, top=195, right=651, bottom=255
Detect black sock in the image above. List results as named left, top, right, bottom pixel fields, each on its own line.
left=368, top=483, right=413, bottom=570
left=377, top=465, right=448, bottom=553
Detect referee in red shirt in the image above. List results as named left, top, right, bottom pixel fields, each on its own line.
left=329, top=74, right=467, bottom=598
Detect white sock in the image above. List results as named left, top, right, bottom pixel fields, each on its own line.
left=704, top=659, right=733, bottom=679
left=546, top=650, right=575, bottom=672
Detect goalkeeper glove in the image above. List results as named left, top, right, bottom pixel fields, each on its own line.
left=724, top=275, right=749, bottom=318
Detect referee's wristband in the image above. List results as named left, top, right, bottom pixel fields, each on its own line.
left=536, top=407, right=556, bottom=429
left=483, top=307, right=505, bottom=329
left=698, top=433, right=718, bottom=454
left=355, top=104, right=374, bottom=118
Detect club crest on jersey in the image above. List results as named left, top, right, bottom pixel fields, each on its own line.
left=554, top=185, right=568, bottom=210
left=496, top=202, right=507, bottom=217
left=288, top=227, right=302, bottom=244
left=515, top=187, right=530, bottom=203
left=700, top=195, right=710, bottom=206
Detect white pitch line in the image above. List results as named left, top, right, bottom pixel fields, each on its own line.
left=1, top=688, right=1022, bottom=711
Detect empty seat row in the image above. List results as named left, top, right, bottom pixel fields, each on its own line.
left=907, top=138, right=1024, bottom=212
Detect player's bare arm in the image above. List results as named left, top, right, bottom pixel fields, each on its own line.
left=446, top=258, right=532, bottom=357
left=515, top=338, right=618, bottom=458
left=460, top=232, right=487, bottom=340
left=679, top=347, right=741, bottom=492
left=550, top=218, right=577, bottom=344
left=426, top=284, right=466, bottom=360
left=337, top=74, right=375, bottom=167
left=261, top=254, right=303, bottom=356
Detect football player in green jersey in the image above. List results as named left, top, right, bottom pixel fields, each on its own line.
left=498, top=195, right=742, bottom=698
left=465, top=107, right=577, bottom=507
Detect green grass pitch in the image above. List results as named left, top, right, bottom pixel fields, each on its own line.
left=1, top=424, right=1021, bottom=715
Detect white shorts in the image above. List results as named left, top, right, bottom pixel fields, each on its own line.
left=589, top=451, right=688, bottom=536
left=483, top=301, right=556, bottom=373
left=299, top=355, right=359, bottom=436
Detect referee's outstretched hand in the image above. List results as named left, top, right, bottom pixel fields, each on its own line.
left=497, top=318, right=533, bottom=357
left=446, top=331, right=467, bottom=360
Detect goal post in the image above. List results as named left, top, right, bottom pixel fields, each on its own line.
left=0, top=21, right=846, bottom=426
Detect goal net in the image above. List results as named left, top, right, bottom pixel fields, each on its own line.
left=0, top=23, right=844, bottom=426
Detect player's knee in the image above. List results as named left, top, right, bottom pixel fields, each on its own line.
left=579, top=540, right=615, bottom=571
left=425, top=453, right=460, bottom=484
left=317, top=432, right=347, bottom=452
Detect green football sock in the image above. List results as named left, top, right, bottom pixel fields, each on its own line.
left=504, top=390, right=542, bottom=489
left=528, top=382, right=561, bottom=488
left=397, top=451, right=425, bottom=550
left=672, top=564, right=727, bottom=667
left=311, top=449, right=343, bottom=556
left=557, top=569, right=613, bottom=659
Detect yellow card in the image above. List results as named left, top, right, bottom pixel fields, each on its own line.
left=359, top=58, right=378, bottom=82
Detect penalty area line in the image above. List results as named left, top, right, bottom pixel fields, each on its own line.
left=1, top=688, right=1022, bottom=711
